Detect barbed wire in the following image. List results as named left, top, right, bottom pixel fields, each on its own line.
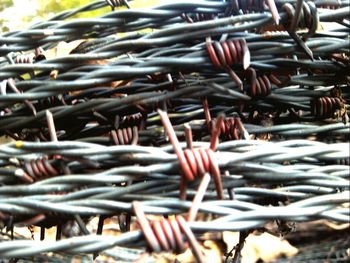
left=0, top=0, right=349, bottom=261
left=0, top=191, right=347, bottom=258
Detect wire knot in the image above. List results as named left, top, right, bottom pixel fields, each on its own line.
left=14, top=48, right=45, bottom=64
left=206, top=38, right=250, bottom=89
left=245, top=67, right=272, bottom=98
left=106, top=0, right=130, bottom=10
left=21, top=156, right=60, bottom=183
left=132, top=201, right=205, bottom=262
left=181, top=12, right=216, bottom=23
left=209, top=117, right=247, bottom=140
left=182, top=148, right=218, bottom=181
left=111, top=113, right=145, bottom=145
left=282, top=1, right=319, bottom=37
left=311, top=97, right=345, bottom=119
left=207, top=38, right=250, bottom=70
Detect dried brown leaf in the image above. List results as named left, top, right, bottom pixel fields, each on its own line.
left=223, top=231, right=298, bottom=263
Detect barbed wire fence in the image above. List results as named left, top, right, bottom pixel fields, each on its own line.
left=0, top=0, right=349, bottom=262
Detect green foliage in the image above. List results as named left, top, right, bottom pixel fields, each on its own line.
left=0, top=0, right=159, bottom=33
left=0, top=0, right=12, bottom=12
left=0, top=0, right=12, bottom=32
left=36, top=0, right=110, bottom=19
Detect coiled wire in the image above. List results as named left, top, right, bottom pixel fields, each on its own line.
left=245, top=67, right=272, bottom=98
left=132, top=201, right=205, bottom=262
left=311, top=97, right=345, bottom=118
left=208, top=117, right=247, bottom=140
left=106, top=0, right=130, bottom=10
left=22, top=157, right=60, bottom=183
left=111, top=113, right=145, bottom=145
left=181, top=12, right=216, bottom=23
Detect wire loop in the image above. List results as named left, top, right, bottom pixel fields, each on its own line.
left=22, top=156, right=60, bottom=183
left=282, top=1, right=319, bottom=36
left=209, top=117, right=247, bottom=140
left=132, top=201, right=205, bottom=262
left=245, top=67, right=272, bottom=98
left=106, top=0, right=130, bottom=10
left=181, top=12, right=216, bottom=23
left=111, top=113, right=145, bottom=145
left=14, top=48, right=45, bottom=64
left=206, top=38, right=250, bottom=89
left=311, top=97, right=345, bottom=118
left=207, top=38, right=250, bottom=70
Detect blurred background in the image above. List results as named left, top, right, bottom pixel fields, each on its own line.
left=0, top=0, right=159, bottom=32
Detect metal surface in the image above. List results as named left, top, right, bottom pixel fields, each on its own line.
left=0, top=0, right=349, bottom=261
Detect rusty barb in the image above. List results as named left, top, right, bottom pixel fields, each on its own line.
left=0, top=0, right=348, bottom=261
left=158, top=109, right=224, bottom=199
left=132, top=201, right=206, bottom=263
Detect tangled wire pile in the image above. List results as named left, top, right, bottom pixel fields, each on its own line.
left=0, top=0, right=349, bottom=261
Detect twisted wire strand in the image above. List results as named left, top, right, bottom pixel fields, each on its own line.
left=0, top=191, right=348, bottom=258
left=0, top=140, right=347, bottom=197
left=1, top=80, right=347, bottom=135
left=0, top=187, right=347, bottom=220
left=0, top=29, right=348, bottom=80
left=0, top=1, right=349, bottom=261
left=1, top=139, right=347, bottom=160
left=0, top=34, right=347, bottom=92
left=0, top=3, right=348, bottom=56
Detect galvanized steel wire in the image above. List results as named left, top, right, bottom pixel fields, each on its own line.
left=0, top=0, right=349, bottom=261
